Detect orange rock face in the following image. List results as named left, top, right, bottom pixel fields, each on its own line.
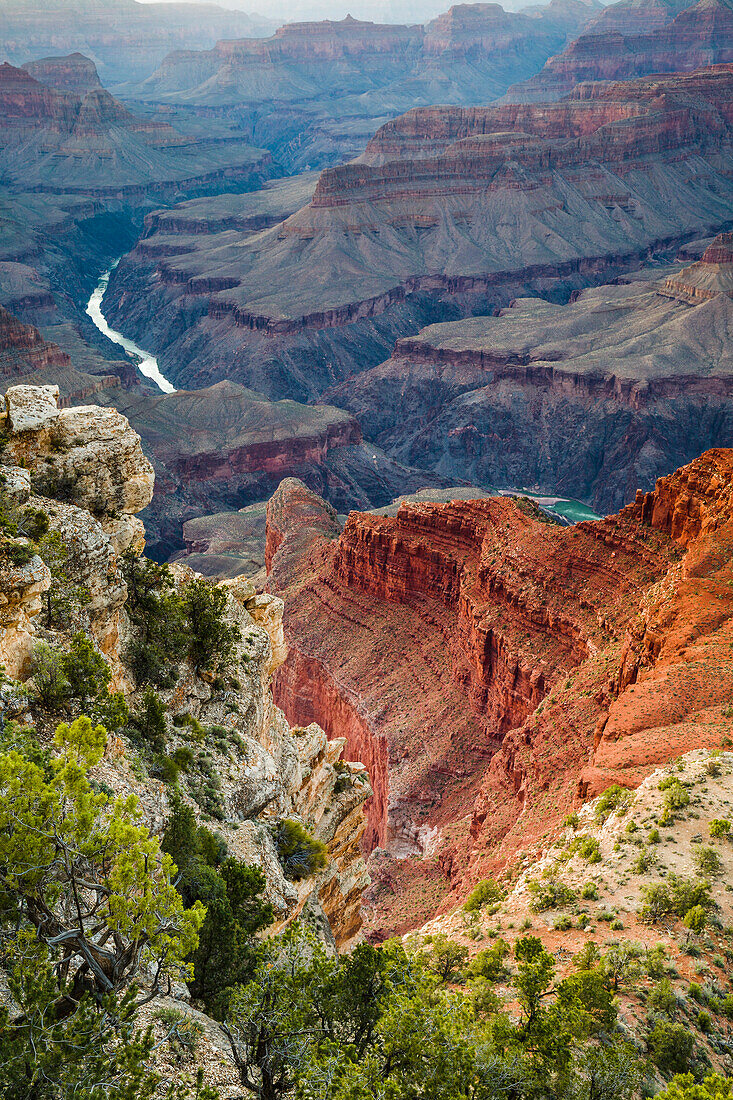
left=267, top=451, right=733, bottom=935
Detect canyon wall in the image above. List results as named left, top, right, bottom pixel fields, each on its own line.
left=266, top=451, right=733, bottom=933
left=121, top=3, right=601, bottom=170
left=504, top=0, right=733, bottom=102
left=105, top=67, right=733, bottom=409
left=327, top=241, right=733, bottom=513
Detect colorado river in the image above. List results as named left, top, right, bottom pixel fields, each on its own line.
left=86, top=261, right=175, bottom=394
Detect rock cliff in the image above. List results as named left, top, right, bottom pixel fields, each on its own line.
left=504, top=0, right=733, bottom=102
left=0, top=62, right=273, bottom=197
left=266, top=450, right=733, bottom=933
left=0, top=385, right=370, bottom=949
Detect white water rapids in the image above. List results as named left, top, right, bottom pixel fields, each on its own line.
left=86, top=260, right=175, bottom=394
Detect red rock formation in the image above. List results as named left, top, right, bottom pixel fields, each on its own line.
left=660, top=229, right=733, bottom=301
left=0, top=306, right=70, bottom=375
left=0, top=305, right=123, bottom=404
left=504, top=0, right=733, bottom=103
left=267, top=452, right=733, bottom=933
left=701, top=231, right=733, bottom=264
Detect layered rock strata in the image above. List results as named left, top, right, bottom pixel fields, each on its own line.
left=505, top=0, right=733, bottom=103
left=105, top=67, right=733, bottom=403
left=327, top=238, right=733, bottom=513
left=122, top=2, right=601, bottom=170
left=266, top=451, right=733, bottom=933
left=0, top=62, right=273, bottom=197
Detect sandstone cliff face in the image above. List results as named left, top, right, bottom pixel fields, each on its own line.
left=266, top=454, right=733, bottom=934
left=0, top=386, right=370, bottom=948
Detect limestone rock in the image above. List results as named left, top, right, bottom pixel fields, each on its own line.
left=0, top=550, right=50, bottom=678
left=4, top=384, right=59, bottom=432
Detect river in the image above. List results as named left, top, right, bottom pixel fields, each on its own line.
left=86, top=261, right=175, bottom=394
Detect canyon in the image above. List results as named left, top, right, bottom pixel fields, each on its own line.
left=326, top=233, right=733, bottom=513
left=266, top=447, right=733, bottom=935
left=505, top=0, right=733, bottom=102
left=106, top=66, right=733, bottom=409
left=119, top=1, right=602, bottom=171
left=0, top=0, right=276, bottom=85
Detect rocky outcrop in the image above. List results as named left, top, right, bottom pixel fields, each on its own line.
left=105, top=67, right=733, bottom=404
left=266, top=453, right=733, bottom=933
left=0, top=385, right=371, bottom=949
left=504, top=0, right=733, bottom=103
left=660, top=230, right=733, bottom=302
left=0, top=385, right=153, bottom=673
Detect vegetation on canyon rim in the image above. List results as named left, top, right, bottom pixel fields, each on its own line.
left=0, top=711, right=731, bottom=1099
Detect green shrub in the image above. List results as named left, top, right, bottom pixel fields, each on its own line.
left=122, top=551, right=186, bottom=686
left=273, top=819, right=328, bottom=881
left=151, top=754, right=180, bottom=785
left=709, top=819, right=731, bottom=839
left=130, top=688, right=168, bottom=754
left=693, top=847, right=724, bottom=878
left=467, top=940, right=511, bottom=983
left=648, top=1021, right=695, bottom=1076
left=171, top=745, right=195, bottom=771
left=567, top=834, right=602, bottom=863
left=640, top=876, right=716, bottom=925
left=683, top=905, right=708, bottom=937
left=688, top=982, right=707, bottom=1005
left=554, top=914, right=572, bottom=931
left=528, top=879, right=576, bottom=913
left=423, top=934, right=469, bottom=983
left=182, top=577, right=240, bottom=674
left=162, top=793, right=272, bottom=1014
left=464, top=878, right=503, bottom=912
left=659, top=778, right=690, bottom=825
left=656, top=1073, right=733, bottom=1099
left=595, top=785, right=633, bottom=822
left=649, top=828, right=661, bottom=844
left=721, top=994, right=733, bottom=1019
left=581, top=882, right=598, bottom=900
left=647, top=979, right=676, bottom=1016
left=697, top=1010, right=712, bottom=1034
left=633, top=848, right=656, bottom=874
